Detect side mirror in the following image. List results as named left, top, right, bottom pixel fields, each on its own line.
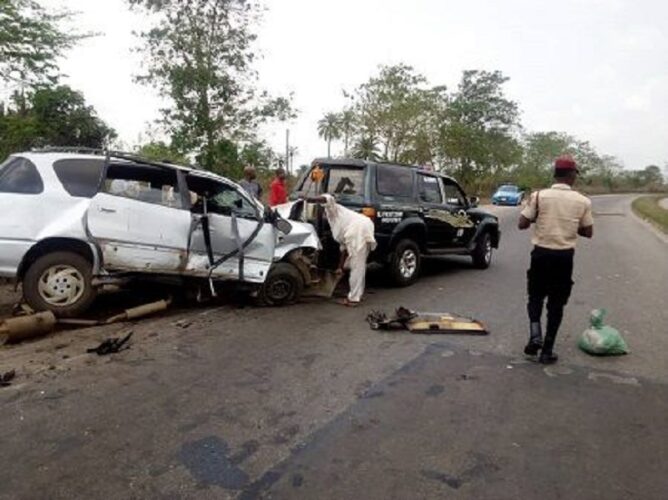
left=469, top=196, right=479, bottom=208
left=275, top=217, right=293, bottom=235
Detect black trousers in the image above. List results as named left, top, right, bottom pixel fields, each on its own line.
left=527, top=246, right=575, bottom=350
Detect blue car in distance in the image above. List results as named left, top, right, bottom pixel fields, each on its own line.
left=492, top=184, right=524, bottom=206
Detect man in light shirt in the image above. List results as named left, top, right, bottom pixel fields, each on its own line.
left=518, top=155, right=594, bottom=364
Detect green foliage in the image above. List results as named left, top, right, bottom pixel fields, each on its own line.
left=128, top=0, right=295, bottom=173
left=326, top=65, right=522, bottom=192
left=136, top=141, right=188, bottom=164
left=438, top=70, right=522, bottom=190
left=0, top=0, right=90, bottom=87
left=0, top=85, right=115, bottom=161
left=352, top=136, right=380, bottom=161
left=345, top=64, right=447, bottom=164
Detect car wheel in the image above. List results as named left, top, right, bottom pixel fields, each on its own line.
left=23, top=251, right=96, bottom=317
left=471, top=232, right=493, bottom=269
left=389, top=239, right=421, bottom=286
left=257, top=262, right=304, bottom=306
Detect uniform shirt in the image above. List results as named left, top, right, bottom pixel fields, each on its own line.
left=521, top=183, right=593, bottom=250
left=268, top=178, right=287, bottom=206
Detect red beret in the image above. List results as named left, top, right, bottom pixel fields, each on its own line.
left=554, top=155, right=578, bottom=171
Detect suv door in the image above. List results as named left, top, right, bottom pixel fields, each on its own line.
left=0, top=156, right=46, bottom=276
left=442, top=179, right=477, bottom=248
left=186, top=174, right=276, bottom=283
left=86, top=162, right=191, bottom=273
left=417, top=173, right=456, bottom=249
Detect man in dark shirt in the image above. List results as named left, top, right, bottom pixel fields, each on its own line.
left=239, top=166, right=262, bottom=199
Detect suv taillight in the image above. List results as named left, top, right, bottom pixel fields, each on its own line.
left=361, top=207, right=376, bottom=219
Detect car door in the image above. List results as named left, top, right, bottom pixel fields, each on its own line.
left=186, top=174, right=276, bottom=284
left=442, top=179, right=477, bottom=248
left=417, top=173, right=457, bottom=249
left=86, top=162, right=191, bottom=273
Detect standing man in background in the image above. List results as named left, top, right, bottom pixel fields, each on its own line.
left=239, top=165, right=262, bottom=200
left=268, top=168, right=288, bottom=207
left=518, top=155, right=594, bottom=364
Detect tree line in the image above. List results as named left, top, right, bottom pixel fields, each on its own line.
left=317, top=64, right=666, bottom=194
left=1, top=0, right=666, bottom=194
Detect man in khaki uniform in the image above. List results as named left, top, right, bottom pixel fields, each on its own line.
left=518, top=155, right=594, bottom=364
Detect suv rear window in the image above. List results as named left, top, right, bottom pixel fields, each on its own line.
left=377, top=165, right=413, bottom=199
left=327, top=168, right=364, bottom=203
left=0, top=157, right=43, bottom=194
left=53, top=159, right=105, bottom=198
left=104, top=163, right=183, bottom=208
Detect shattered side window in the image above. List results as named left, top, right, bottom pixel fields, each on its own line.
left=187, top=175, right=258, bottom=219
left=103, top=163, right=183, bottom=209
left=0, top=157, right=44, bottom=194
left=53, top=159, right=105, bottom=198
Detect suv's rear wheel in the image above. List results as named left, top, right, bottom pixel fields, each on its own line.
left=23, top=251, right=96, bottom=317
left=472, top=232, right=493, bottom=269
left=389, top=239, right=421, bottom=286
left=257, top=262, right=304, bottom=306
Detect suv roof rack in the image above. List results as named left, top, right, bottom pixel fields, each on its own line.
left=31, top=146, right=200, bottom=171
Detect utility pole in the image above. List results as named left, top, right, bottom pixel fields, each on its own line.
left=285, top=129, right=290, bottom=175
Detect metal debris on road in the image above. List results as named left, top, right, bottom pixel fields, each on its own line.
left=104, top=299, right=171, bottom=324
left=0, top=369, right=16, bottom=387
left=0, top=311, right=57, bottom=345
left=367, top=307, right=488, bottom=335
left=87, top=332, right=134, bottom=356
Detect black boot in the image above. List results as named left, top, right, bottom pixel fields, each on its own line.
left=539, top=332, right=558, bottom=364
left=524, top=322, right=543, bottom=356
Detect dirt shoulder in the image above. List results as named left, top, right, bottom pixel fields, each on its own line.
left=632, top=195, right=668, bottom=234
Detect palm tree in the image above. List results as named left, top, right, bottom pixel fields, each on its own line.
left=352, top=136, right=380, bottom=161
left=317, top=112, right=341, bottom=158
left=339, top=109, right=356, bottom=157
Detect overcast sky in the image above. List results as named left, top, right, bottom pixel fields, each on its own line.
left=43, top=0, right=668, bottom=170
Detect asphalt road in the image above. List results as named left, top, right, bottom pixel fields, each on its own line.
left=1, top=195, right=667, bottom=499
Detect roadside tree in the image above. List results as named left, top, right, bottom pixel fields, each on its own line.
left=128, top=0, right=295, bottom=174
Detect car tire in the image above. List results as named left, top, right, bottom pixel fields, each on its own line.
left=389, top=239, right=421, bottom=287
left=257, top=262, right=304, bottom=306
left=471, top=232, right=493, bottom=269
left=23, top=251, right=96, bottom=317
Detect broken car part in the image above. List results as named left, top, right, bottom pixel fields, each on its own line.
left=87, top=331, right=133, bottom=356
left=367, top=308, right=488, bottom=335
left=0, top=311, right=57, bottom=345
left=104, top=299, right=171, bottom=324
left=0, top=370, right=16, bottom=387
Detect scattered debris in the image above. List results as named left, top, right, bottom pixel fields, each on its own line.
left=105, top=299, right=171, bottom=324
left=173, top=319, right=193, bottom=329
left=0, top=311, right=57, bottom=345
left=87, top=332, right=134, bottom=356
left=0, top=369, right=16, bottom=387
left=367, top=307, right=488, bottom=335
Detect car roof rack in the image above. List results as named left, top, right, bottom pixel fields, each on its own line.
left=31, top=146, right=200, bottom=171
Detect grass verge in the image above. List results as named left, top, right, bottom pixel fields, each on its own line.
left=632, top=196, right=668, bottom=234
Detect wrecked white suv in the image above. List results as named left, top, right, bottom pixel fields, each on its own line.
left=0, top=149, right=322, bottom=316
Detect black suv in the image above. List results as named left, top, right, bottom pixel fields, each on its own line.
left=290, top=159, right=500, bottom=286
